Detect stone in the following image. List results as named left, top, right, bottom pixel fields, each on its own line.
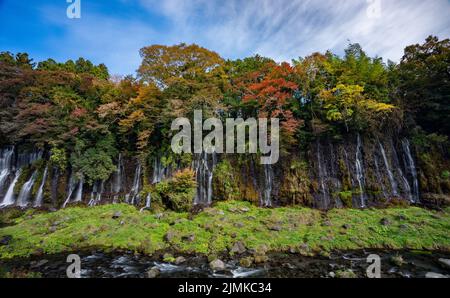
left=230, top=241, right=246, bottom=254
left=182, top=234, right=195, bottom=242
left=399, top=224, right=408, bottom=230
left=147, top=266, right=160, bottom=278
left=239, top=257, right=253, bottom=268
left=438, top=258, right=450, bottom=269
left=425, top=272, right=448, bottom=278
left=175, top=256, right=186, bottom=265
left=234, top=222, right=245, bottom=228
left=112, top=211, right=122, bottom=219
left=322, top=220, right=332, bottom=227
left=329, top=272, right=336, bottom=278
left=209, top=259, right=226, bottom=271
left=254, top=255, right=269, bottom=264
left=164, top=231, right=176, bottom=242
left=342, top=224, right=351, bottom=229
left=0, top=235, right=12, bottom=246
left=30, top=259, right=49, bottom=268
left=380, top=218, right=391, bottom=226
left=336, top=269, right=357, bottom=278
left=48, top=226, right=57, bottom=233
left=268, top=225, right=282, bottom=231
left=390, top=255, right=405, bottom=267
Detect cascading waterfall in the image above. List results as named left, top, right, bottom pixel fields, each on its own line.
left=140, top=193, right=151, bottom=212
left=126, top=162, right=141, bottom=205
left=152, top=157, right=171, bottom=184
left=355, top=134, right=367, bottom=208
left=262, top=164, right=274, bottom=207
left=373, top=156, right=388, bottom=199
left=74, top=177, right=83, bottom=202
left=0, top=147, right=14, bottom=192
left=0, top=169, right=22, bottom=207
left=402, top=139, right=420, bottom=202
left=316, top=141, right=330, bottom=208
left=16, top=170, right=38, bottom=207
left=390, top=142, right=413, bottom=202
left=379, top=142, right=399, bottom=196
left=88, top=180, right=104, bottom=206
left=34, top=166, right=48, bottom=207
left=112, top=154, right=124, bottom=203
left=193, top=151, right=217, bottom=206
left=62, top=172, right=77, bottom=208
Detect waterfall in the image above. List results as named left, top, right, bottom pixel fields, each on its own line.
left=355, top=134, right=366, bottom=208
left=379, top=142, right=399, bottom=196
left=74, top=177, right=83, bottom=202
left=262, top=164, right=273, bottom=207
left=373, top=156, right=388, bottom=199
left=390, top=142, right=413, bottom=202
left=112, top=154, right=124, bottom=203
left=88, top=180, right=104, bottom=206
left=402, top=139, right=420, bottom=202
left=140, top=193, right=151, bottom=212
left=0, top=147, right=14, bottom=193
left=126, top=162, right=141, bottom=205
left=17, top=170, right=38, bottom=207
left=316, top=141, right=330, bottom=208
left=0, top=169, right=22, bottom=207
left=193, top=151, right=217, bottom=206
left=34, top=166, right=48, bottom=207
left=62, top=172, right=77, bottom=208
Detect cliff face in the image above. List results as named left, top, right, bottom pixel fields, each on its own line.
left=0, top=131, right=449, bottom=210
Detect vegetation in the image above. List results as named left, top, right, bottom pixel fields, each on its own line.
left=0, top=201, right=449, bottom=259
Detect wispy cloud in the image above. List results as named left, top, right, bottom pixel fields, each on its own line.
left=37, top=0, right=450, bottom=74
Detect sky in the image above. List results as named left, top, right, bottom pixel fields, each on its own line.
left=1, top=0, right=449, bottom=76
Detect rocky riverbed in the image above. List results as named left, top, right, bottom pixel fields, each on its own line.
left=1, top=250, right=449, bottom=278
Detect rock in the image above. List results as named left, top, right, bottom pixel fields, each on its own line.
left=390, top=255, right=405, bottom=267
left=380, top=218, right=391, bottom=226
left=342, top=224, right=351, bottom=229
left=182, top=234, right=195, bottom=242
left=147, top=266, right=160, bottom=278
left=399, top=224, right=408, bottom=230
left=425, top=272, right=448, bottom=278
left=230, top=241, right=246, bottom=254
left=329, top=272, right=336, bottom=278
left=336, top=269, right=357, bottom=278
left=0, top=235, right=12, bottom=246
left=268, top=225, right=282, bottom=231
left=240, top=207, right=250, bottom=213
left=112, top=211, right=122, bottom=219
left=230, top=233, right=237, bottom=238
left=154, top=213, right=164, bottom=220
left=30, top=259, right=49, bottom=268
left=209, top=259, right=226, bottom=271
left=164, top=231, right=176, bottom=242
left=234, top=222, right=245, bottom=228
left=322, top=220, right=332, bottom=227
left=119, top=220, right=125, bottom=225
left=254, top=255, right=269, bottom=264
left=163, top=253, right=175, bottom=263
left=175, top=256, right=186, bottom=265
left=395, top=214, right=407, bottom=221
left=240, top=257, right=253, bottom=268
left=48, top=226, right=57, bottom=233
left=438, top=258, right=450, bottom=269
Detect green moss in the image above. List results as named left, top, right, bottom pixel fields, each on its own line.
left=338, top=191, right=353, bottom=207
left=0, top=202, right=449, bottom=259
left=213, top=160, right=241, bottom=201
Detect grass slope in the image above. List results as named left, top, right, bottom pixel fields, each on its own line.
left=0, top=201, right=449, bottom=259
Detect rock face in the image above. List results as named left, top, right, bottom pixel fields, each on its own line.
left=209, top=259, right=226, bottom=271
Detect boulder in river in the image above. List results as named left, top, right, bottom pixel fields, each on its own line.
left=438, top=258, right=450, bottom=269
left=209, top=259, right=226, bottom=271
left=147, top=266, right=160, bottom=278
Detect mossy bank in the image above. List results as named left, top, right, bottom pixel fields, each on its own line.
left=0, top=201, right=449, bottom=260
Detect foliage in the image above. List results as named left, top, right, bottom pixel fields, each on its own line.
left=155, top=169, right=197, bottom=212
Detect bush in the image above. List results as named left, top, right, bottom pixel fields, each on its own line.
left=155, top=169, right=197, bottom=212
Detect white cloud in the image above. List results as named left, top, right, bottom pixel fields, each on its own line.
left=42, top=0, right=450, bottom=74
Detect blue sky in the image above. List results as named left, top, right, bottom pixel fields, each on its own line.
left=1, top=0, right=449, bottom=75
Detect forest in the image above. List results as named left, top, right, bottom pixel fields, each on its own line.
left=0, top=36, right=449, bottom=211
left=0, top=35, right=449, bottom=278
